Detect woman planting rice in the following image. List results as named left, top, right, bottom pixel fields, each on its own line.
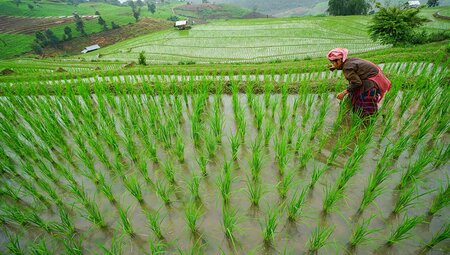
left=327, top=48, right=391, bottom=116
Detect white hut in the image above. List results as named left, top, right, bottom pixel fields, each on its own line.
left=81, top=44, right=101, bottom=54
left=407, top=1, right=421, bottom=8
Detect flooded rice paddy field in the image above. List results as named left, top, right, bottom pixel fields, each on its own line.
left=0, top=91, right=448, bottom=254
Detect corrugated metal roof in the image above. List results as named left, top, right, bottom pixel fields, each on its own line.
left=175, top=20, right=188, bottom=26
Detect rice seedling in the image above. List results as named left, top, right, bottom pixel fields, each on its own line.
left=196, top=153, right=209, bottom=177
left=274, top=134, right=289, bottom=175
left=301, top=95, right=314, bottom=128
left=262, top=206, right=281, bottom=245
left=6, top=233, right=24, bottom=255
left=386, top=215, right=422, bottom=246
left=146, top=209, right=165, bottom=240
left=101, top=234, right=124, bottom=255
left=307, top=225, right=335, bottom=254
left=162, top=161, right=176, bottom=185
left=432, top=143, right=450, bottom=169
left=175, top=134, right=185, bottom=163
left=279, top=103, right=289, bottom=130
left=253, top=99, right=264, bottom=131
left=358, top=164, right=394, bottom=213
left=299, top=145, right=314, bottom=169
left=229, top=132, right=241, bottom=161
left=250, top=139, right=264, bottom=181
left=205, top=130, right=218, bottom=159
left=287, top=187, right=308, bottom=221
left=83, top=198, right=107, bottom=229
left=123, top=174, right=144, bottom=204
left=149, top=238, right=168, bottom=255
left=264, top=82, right=273, bottom=108
left=188, top=174, right=202, bottom=201
left=185, top=202, right=203, bottom=234
left=349, top=215, right=380, bottom=247
left=246, top=175, right=263, bottom=207
left=155, top=180, right=172, bottom=206
left=264, top=120, right=276, bottom=146
left=217, top=161, right=233, bottom=205
left=277, top=170, right=295, bottom=200
left=393, top=183, right=429, bottom=214
left=428, top=180, right=449, bottom=215
left=309, top=165, right=326, bottom=189
left=286, top=118, right=297, bottom=145
left=270, top=98, right=278, bottom=119
left=222, top=206, right=239, bottom=241
left=58, top=205, right=76, bottom=235
left=118, top=206, right=135, bottom=237
left=425, top=223, right=450, bottom=249
left=236, top=111, right=247, bottom=143
left=322, top=184, right=344, bottom=214
left=210, top=107, right=224, bottom=144
left=30, top=240, right=51, bottom=255
left=399, top=90, right=415, bottom=118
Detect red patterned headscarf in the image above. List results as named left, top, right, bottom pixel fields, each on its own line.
left=327, top=48, right=349, bottom=62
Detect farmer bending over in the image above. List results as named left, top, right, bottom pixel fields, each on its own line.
left=327, top=48, right=391, bottom=116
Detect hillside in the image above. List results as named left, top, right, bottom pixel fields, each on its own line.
left=74, top=6, right=450, bottom=64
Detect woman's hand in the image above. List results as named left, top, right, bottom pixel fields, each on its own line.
left=337, top=90, right=348, bottom=100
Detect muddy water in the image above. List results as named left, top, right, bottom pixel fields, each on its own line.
left=0, top=93, right=448, bottom=254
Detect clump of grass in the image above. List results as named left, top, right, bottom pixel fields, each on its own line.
left=322, top=184, right=344, bottom=214
left=349, top=215, right=380, bottom=248
left=309, top=165, right=326, bottom=189
left=425, top=223, right=450, bottom=249
left=146, top=209, right=164, bottom=240
left=185, top=202, right=203, bottom=234
left=149, top=238, right=167, bottom=254
left=205, top=130, right=218, bottom=159
left=264, top=120, right=275, bottom=146
left=262, top=206, right=281, bottom=245
left=307, top=225, right=335, bottom=253
left=6, top=233, right=24, bottom=255
left=253, top=99, right=264, bottom=131
left=386, top=214, right=423, bottom=246
left=175, top=134, right=185, bottom=163
left=162, top=161, right=176, bottom=185
left=230, top=132, right=241, bottom=161
left=287, top=187, right=308, bottom=221
left=250, top=137, right=264, bottom=181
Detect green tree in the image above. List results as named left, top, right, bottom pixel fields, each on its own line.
left=328, top=0, right=370, bottom=16
left=63, top=26, right=72, bottom=40
left=147, top=2, right=156, bottom=14
left=31, top=41, right=43, bottom=55
left=138, top=51, right=147, bottom=66
left=98, top=16, right=108, bottom=30
left=27, top=3, right=34, bottom=10
left=35, top=31, right=48, bottom=47
left=13, top=0, right=21, bottom=7
left=44, top=29, right=60, bottom=48
left=73, top=13, right=87, bottom=36
left=132, top=7, right=141, bottom=22
left=427, top=0, right=439, bottom=7
left=111, top=21, right=120, bottom=29
left=368, top=4, right=428, bottom=45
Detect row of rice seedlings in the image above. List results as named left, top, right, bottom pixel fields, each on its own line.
left=386, top=215, right=422, bottom=246
left=185, top=202, right=203, bottom=234
left=393, top=183, right=429, bottom=215
left=274, top=134, right=289, bottom=176
left=428, top=179, right=449, bottom=215
left=262, top=206, right=281, bottom=245
left=349, top=215, right=380, bottom=248
left=287, top=187, right=308, bottom=222
left=307, top=224, right=335, bottom=253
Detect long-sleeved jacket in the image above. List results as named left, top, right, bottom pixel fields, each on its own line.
left=342, top=57, right=379, bottom=93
